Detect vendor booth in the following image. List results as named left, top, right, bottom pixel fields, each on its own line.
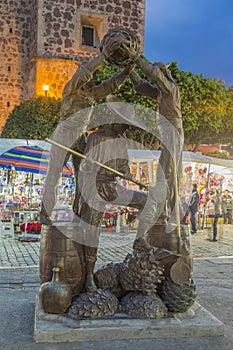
left=0, top=139, right=73, bottom=239
left=0, top=138, right=233, bottom=238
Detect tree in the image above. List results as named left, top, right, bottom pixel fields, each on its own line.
left=96, top=61, right=230, bottom=150
left=95, top=62, right=160, bottom=149
left=2, top=62, right=231, bottom=152
left=1, top=96, right=61, bottom=139
left=168, top=62, right=228, bottom=149
left=218, top=86, right=233, bottom=145
left=201, top=149, right=228, bottom=159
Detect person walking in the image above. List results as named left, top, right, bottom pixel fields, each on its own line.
left=222, top=189, right=232, bottom=224
left=188, top=184, right=200, bottom=234
left=210, top=189, right=221, bottom=242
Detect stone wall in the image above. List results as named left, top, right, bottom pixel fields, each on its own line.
left=0, top=0, right=146, bottom=131
left=0, top=0, right=38, bottom=130
left=34, top=0, right=146, bottom=99
left=38, top=0, right=145, bottom=57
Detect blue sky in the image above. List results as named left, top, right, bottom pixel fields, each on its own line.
left=144, top=0, right=233, bottom=88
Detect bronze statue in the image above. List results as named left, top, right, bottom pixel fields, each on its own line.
left=128, top=58, right=184, bottom=228
left=39, top=26, right=196, bottom=320
left=40, top=25, right=148, bottom=300
left=77, top=120, right=148, bottom=293
left=124, top=48, right=195, bottom=302
left=40, top=27, right=138, bottom=224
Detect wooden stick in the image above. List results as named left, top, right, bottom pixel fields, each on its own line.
left=173, top=159, right=181, bottom=240
left=45, top=138, right=148, bottom=190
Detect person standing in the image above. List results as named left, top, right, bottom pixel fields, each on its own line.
left=222, top=189, right=232, bottom=224
left=210, top=189, right=221, bottom=242
left=188, top=184, right=200, bottom=234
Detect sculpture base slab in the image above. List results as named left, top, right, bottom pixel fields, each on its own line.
left=34, top=298, right=224, bottom=343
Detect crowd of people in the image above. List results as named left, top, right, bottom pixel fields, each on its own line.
left=185, top=186, right=232, bottom=242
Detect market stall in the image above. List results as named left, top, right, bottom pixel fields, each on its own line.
left=0, top=141, right=73, bottom=239
left=0, top=138, right=232, bottom=236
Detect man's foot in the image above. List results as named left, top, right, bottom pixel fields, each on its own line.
left=191, top=231, right=197, bottom=234
left=85, top=275, right=98, bottom=293
left=210, top=239, right=218, bottom=242
left=133, top=237, right=153, bottom=253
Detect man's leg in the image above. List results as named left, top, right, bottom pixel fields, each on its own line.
left=212, top=215, right=218, bottom=241
left=114, top=185, right=165, bottom=251
left=104, top=184, right=152, bottom=251
left=228, top=210, right=232, bottom=224
left=223, top=210, right=227, bottom=224
left=78, top=196, right=104, bottom=293
left=112, top=184, right=148, bottom=210
left=83, top=245, right=98, bottom=293
left=193, top=212, right=197, bottom=232
left=190, top=211, right=195, bottom=233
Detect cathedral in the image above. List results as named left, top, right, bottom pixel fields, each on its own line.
left=0, top=0, right=146, bottom=130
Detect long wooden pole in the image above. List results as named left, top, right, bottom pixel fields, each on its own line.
left=173, top=159, right=181, bottom=240
left=45, top=138, right=148, bottom=190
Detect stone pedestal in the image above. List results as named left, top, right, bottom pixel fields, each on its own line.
left=34, top=298, right=224, bottom=343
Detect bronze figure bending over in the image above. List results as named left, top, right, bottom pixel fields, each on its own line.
left=40, top=28, right=138, bottom=224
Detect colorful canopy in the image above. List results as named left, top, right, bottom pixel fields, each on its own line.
left=0, top=145, right=73, bottom=177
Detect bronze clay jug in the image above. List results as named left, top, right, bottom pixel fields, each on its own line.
left=39, top=267, right=72, bottom=314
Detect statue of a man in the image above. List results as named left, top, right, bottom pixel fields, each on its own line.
left=77, top=115, right=148, bottom=292
left=120, top=48, right=184, bottom=243
left=40, top=29, right=136, bottom=224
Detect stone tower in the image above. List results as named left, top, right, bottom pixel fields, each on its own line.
left=0, top=0, right=146, bottom=130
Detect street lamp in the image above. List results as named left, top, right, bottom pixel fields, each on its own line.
left=43, top=85, right=49, bottom=97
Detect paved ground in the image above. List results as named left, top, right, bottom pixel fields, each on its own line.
left=0, top=224, right=232, bottom=267
left=0, top=224, right=232, bottom=349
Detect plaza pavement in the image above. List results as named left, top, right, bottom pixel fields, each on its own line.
left=0, top=223, right=233, bottom=268
left=0, top=224, right=233, bottom=349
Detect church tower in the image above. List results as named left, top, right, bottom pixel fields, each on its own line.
left=0, top=0, right=146, bottom=130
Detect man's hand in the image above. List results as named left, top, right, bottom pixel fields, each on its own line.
left=102, top=37, right=121, bottom=59
left=122, top=62, right=135, bottom=75
left=121, top=43, right=137, bottom=60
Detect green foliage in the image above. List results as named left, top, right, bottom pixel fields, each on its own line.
left=2, top=61, right=232, bottom=152
left=96, top=62, right=158, bottom=110
left=219, top=87, right=233, bottom=144
left=201, top=150, right=228, bottom=159
left=96, top=61, right=232, bottom=150
left=95, top=62, right=159, bottom=149
left=1, top=97, right=61, bottom=139
left=168, top=62, right=228, bottom=147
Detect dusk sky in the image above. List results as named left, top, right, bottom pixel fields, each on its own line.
left=144, top=0, right=233, bottom=88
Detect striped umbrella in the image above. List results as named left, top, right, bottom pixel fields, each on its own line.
left=0, top=145, right=73, bottom=177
